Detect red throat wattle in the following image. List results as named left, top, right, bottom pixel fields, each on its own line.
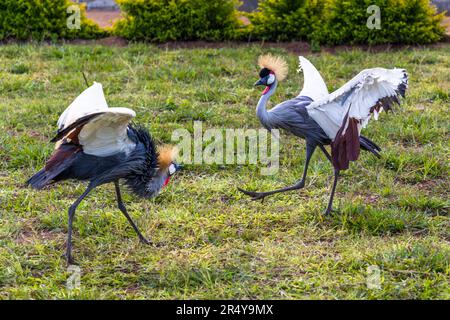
left=163, top=176, right=171, bottom=187
left=262, top=86, right=270, bottom=95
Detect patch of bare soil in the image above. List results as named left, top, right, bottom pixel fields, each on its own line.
left=86, top=9, right=122, bottom=28
left=69, top=36, right=128, bottom=47
left=156, top=40, right=450, bottom=55
left=16, top=225, right=64, bottom=245
left=2, top=36, right=449, bottom=53
left=443, top=16, right=450, bottom=35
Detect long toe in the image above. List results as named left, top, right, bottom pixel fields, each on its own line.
left=251, top=193, right=267, bottom=201
left=237, top=187, right=257, bottom=197
left=238, top=187, right=265, bottom=199
left=66, top=255, right=77, bottom=266
left=139, top=237, right=153, bottom=246
left=323, top=207, right=336, bottom=216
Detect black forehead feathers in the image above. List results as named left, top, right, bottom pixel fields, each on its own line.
left=259, top=67, right=271, bottom=78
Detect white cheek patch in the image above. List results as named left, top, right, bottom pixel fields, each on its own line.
left=267, top=74, right=275, bottom=85
left=168, top=163, right=176, bottom=175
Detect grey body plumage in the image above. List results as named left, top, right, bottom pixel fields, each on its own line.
left=255, top=76, right=380, bottom=155
left=256, top=80, right=330, bottom=144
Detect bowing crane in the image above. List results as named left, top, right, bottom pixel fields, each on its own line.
left=239, top=55, right=408, bottom=214
left=27, top=82, right=180, bottom=264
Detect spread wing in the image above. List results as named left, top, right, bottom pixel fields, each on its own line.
left=52, top=83, right=137, bottom=157
left=57, top=82, right=108, bottom=131
left=306, top=68, right=408, bottom=140
left=306, top=67, right=408, bottom=170
left=297, top=56, right=329, bottom=101
left=77, top=108, right=136, bottom=156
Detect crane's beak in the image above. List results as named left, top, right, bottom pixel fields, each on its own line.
left=255, top=76, right=271, bottom=95
left=254, top=78, right=265, bottom=86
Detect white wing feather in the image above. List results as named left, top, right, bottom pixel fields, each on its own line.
left=57, top=82, right=108, bottom=131
left=298, top=56, right=329, bottom=101
left=56, top=82, right=137, bottom=157
left=306, top=68, right=408, bottom=140
left=78, top=108, right=136, bottom=157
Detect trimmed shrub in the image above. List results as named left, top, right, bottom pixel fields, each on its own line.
left=0, top=0, right=106, bottom=41
left=319, top=0, right=445, bottom=45
left=246, top=0, right=444, bottom=45
left=246, top=0, right=328, bottom=42
left=113, top=0, right=243, bottom=41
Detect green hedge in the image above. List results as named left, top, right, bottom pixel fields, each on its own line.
left=113, top=0, right=243, bottom=41
left=319, top=0, right=445, bottom=45
left=0, top=0, right=106, bottom=41
left=114, top=0, right=444, bottom=44
left=0, top=0, right=444, bottom=44
left=247, top=0, right=444, bottom=44
left=246, top=0, right=327, bottom=42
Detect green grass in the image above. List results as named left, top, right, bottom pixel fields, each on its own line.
left=0, top=44, right=449, bottom=299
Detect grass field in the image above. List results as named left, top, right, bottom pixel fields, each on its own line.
left=0, top=44, right=448, bottom=299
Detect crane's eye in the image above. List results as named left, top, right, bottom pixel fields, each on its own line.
left=168, top=163, right=176, bottom=176
left=267, top=74, right=275, bottom=85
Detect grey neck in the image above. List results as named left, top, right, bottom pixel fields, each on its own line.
left=144, top=170, right=168, bottom=198
left=256, top=79, right=278, bottom=128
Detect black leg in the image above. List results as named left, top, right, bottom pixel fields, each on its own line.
left=324, top=170, right=339, bottom=215
left=319, top=145, right=332, bottom=164
left=114, top=181, right=152, bottom=245
left=238, top=143, right=317, bottom=201
left=67, top=183, right=96, bottom=265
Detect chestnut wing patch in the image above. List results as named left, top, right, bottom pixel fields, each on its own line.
left=27, top=144, right=82, bottom=189
left=51, top=113, right=103, bottom=143
left=45, top=144, right=82, bottom=172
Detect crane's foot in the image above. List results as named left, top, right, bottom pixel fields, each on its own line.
left=65, top=252, right=77, bottom=266
left=237, top=187, right=269, bottom=202
left=139, top=236, right=153, bottom=246
left=323, top=207, right=337, bottom=216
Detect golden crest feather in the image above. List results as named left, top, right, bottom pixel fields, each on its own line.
left=157, top=145, right=178, bottom=170
left=258, top=54, right=288, bottom=81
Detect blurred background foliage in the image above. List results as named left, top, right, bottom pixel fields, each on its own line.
left=0, top=0, right=447, bottom=45
left=0, top=0, right=106, bottom=41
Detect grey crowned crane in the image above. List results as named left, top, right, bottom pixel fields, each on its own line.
left=27, top=82, right=180, bottom=264
left=238, top=55, right=408, bottom=215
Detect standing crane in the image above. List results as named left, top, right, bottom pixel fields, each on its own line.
left=238, top=55, right=408, bottom=214
left=27, top=82, right=180, bottom=264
